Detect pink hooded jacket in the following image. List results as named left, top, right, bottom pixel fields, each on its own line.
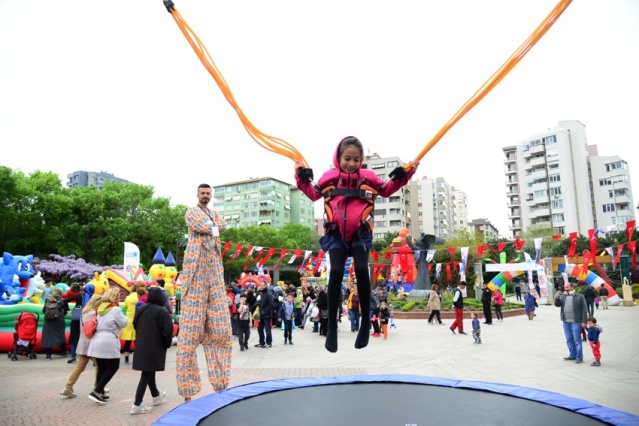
left=295, top=138, right=415, bottom=243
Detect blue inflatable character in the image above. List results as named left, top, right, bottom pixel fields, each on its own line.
left=0, top=252, right=33, bottom=305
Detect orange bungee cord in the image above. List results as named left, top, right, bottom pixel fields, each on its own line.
left=163, top=0, right=572, bottom=182
left=163, top=0, right=308, bottom=167
left=388, top=0, right=573, bottom=180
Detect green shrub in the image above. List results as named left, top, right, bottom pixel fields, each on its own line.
left=401, top=301, right=416, bottom=312
left=631, top=283, right=639, bottom=299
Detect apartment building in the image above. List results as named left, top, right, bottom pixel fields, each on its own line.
left=362, top=153, right=412, bottom=239
left=408, top=176, right=469, bottom=239
left=503, top=120, right=635, bottom=238
left=66, top=170, right=130, bottom=189
left=212, top=177, right=315, bottom=229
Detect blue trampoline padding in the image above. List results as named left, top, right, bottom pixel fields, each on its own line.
left=154, top=374, right=639, bottom=426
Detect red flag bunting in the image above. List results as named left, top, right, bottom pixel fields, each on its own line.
left=497, top=242, right=507, bottom=252
left=588, top=229, right=598, bottom=265
left=447, top=247, right=455, bottom=263
left=222, top=242, right=232, bottom=258
left=514, top=237, right=525, bottom=251
left=628, top=241, right=637, bottom=268
left=552, top=234, right=562, bottom=242
left=313, top=252, right=326, bottom=275
left=228, top=243, right=244, bottom=263
left=273, top=249, right=289, bottom=271
left=371, top=251, right=379, bottom=262
left=627, top=220, right=636, bottom=243
left=258, top=248, right=277, bottom=268
left=445, top=263, right=452, bottom=281
left=567, top=232, right=578, bottom=257
left=242, top=246, right=255, bottom=271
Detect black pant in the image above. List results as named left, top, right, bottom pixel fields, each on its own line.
left=516, top=290, right=522, bottom=301
left=586, top=301, right=594, bottom=317
left=237, top=324, right=250, bottom=348
left=370, top=308, right=381, bottom=333
left=134, top=371, right=159, bottom=406
left=495, top=304, right=503, bottom=320
left=428, top=310, right=442, bottom=324
left=94, top=358, right=120, bottom=394
left=327, top=246, right=372, bottom=334
left=482, top=303, right=492, bottom=324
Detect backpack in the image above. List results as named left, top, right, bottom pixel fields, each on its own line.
left=44, top=300, right=61, bottom=320
left=83, top=313, right=98, bottom=339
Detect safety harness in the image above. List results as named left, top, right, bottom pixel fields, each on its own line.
left=317, top=180, right=378, bottom=242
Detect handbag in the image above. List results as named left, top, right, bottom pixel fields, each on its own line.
left=71, top=306, right=82, bottom=321
left=83, top=312, right=98, bottom=339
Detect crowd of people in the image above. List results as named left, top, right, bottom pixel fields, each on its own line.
left=41, top=280, right=174, bottom=415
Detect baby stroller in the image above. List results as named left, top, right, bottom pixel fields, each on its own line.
left=9, top=312, right=39, bottom=361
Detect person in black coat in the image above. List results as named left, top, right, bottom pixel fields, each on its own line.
left=130, top=287, right=173, bottom=415
left=481, top=283, right=493, bottom=325
left=583, top=285, right=597, bottom=317
left=316, top=286, right=329, bottom=337
left=255, top=281, right=274, bottom=348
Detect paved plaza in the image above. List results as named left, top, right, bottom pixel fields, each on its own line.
left=1, top=302, right=638, bottom=426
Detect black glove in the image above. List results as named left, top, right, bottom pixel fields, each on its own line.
left=298, top=168, right=314, bottom=183
left=388, top=165, right=408, bottom=181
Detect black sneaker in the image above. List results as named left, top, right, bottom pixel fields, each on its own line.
left=89, top=392, right=107, bottom=405
left=449, top=328, right=456, bottom=335
left=264, top=344, right=272, bottom=348
left=563, top=357, right=576, bottom=361
left=254, top=344, right=265, bottom=348
left=575, top=359, right=583, bottom=364
left=459, top=332, right=468, bottom=335
left=289, top=341, right=294, bottom=345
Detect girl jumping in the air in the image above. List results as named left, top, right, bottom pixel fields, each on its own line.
left=295, top=136, right=418, bottom=353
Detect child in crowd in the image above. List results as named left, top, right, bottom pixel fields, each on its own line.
left=594, top=296, right=600, bottom=310
left=309, top=300, right=320, bottom=333
left=472, top=313, right=482, bottom=344
left=236, top=294, right=251, bottom=351
left=586, top=316, right=602, bottom=367
left=378, top=301, right=390, bottom=339
left=279, top=294, right=296, bottom=345
left=295, top=136, right=418, bottom=352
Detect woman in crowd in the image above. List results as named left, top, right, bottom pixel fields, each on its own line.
left=41, top=288, right=68, bottom=360
left=121, top=282, right=145, bottom=365
left=87, top=288, right=128, bottom=404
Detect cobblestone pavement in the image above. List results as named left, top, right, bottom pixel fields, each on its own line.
left=1, top=303, right=637, bottom=425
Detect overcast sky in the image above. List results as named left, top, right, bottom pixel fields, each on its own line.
left=1, top=0, right=638, bottom=237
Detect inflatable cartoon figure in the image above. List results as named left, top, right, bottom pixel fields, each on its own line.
left=87, top=271, right=109, bottom=295
left=0, top=252, right=34, bottom=305
left=26, top=271, right=45, bottom=303
left=389, top=228, right=417, bottom=284
left=164, top=252, right=178, bottom=298
left=149, top=248, right=167, bottom=282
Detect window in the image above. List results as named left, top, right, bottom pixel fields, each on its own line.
left=371, top=162, right=385, bottom=169
left=551, top=213, right=564, bottom=222
left=551, top=200, right=563, bottom=208
left=376, top=221, right=387, bottom=227
left=387, top=161, right=399, bottom=167
left=543, top=135, right=557, bottom=144
left=550, top=187, right=562, bottom=196
left=546, top=147, right=558, bottom=157
left=548, top=163, right=559, bottom=169
left=548, top=174, right=560, bottom=183
left=602, top=204, right=615, bottom=213
left=373, top=209, right=387, bottom=216
left=605, top=161, right=626, bottom=172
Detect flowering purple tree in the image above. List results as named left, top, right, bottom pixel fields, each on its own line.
left=36, top=254, right=121, bottom=282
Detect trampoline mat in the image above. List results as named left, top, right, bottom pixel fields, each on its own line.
left=199, top=383, right=605, bottom=426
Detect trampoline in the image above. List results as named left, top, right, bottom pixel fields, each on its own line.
left=155, top=375, right=638, bottom=426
